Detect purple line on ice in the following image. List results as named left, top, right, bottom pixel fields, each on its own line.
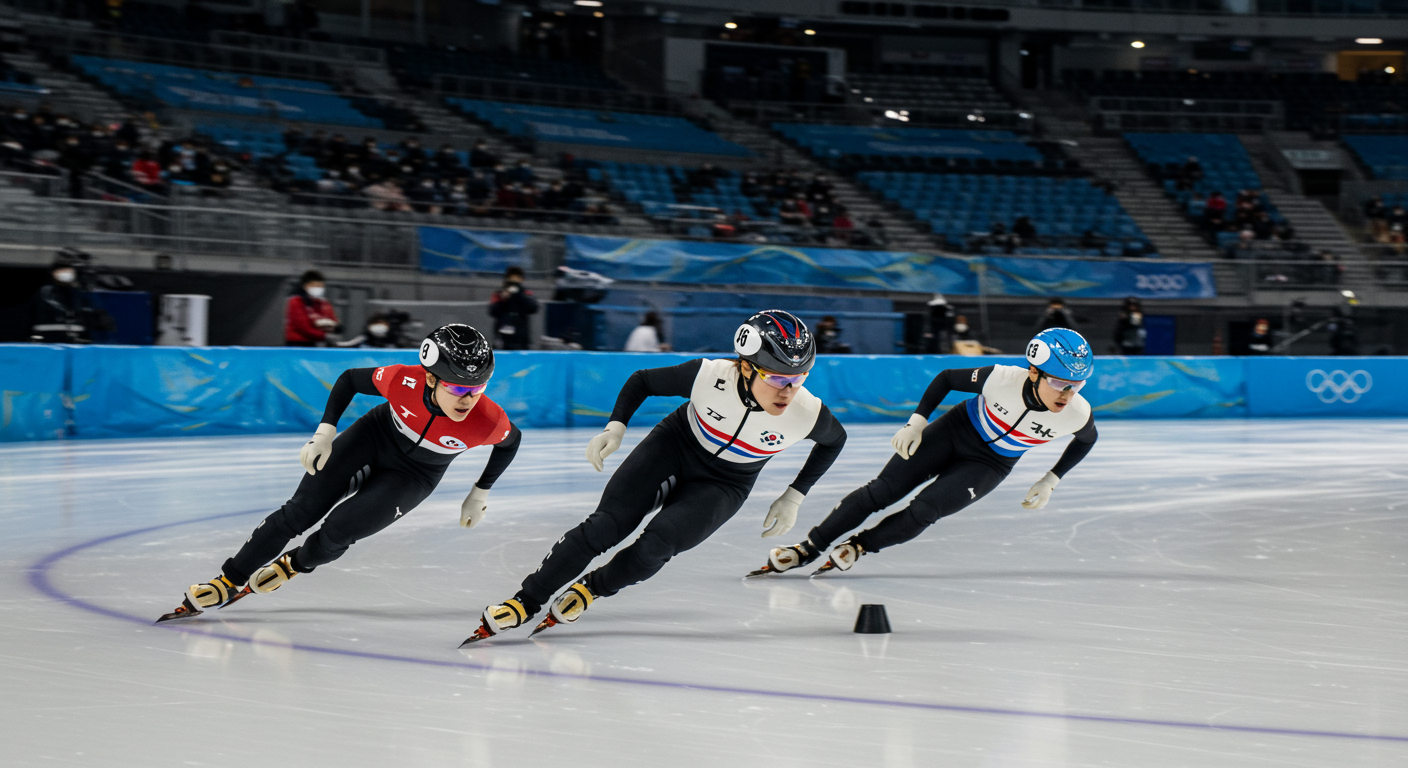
left=27, top=509, right=1408, bottom=746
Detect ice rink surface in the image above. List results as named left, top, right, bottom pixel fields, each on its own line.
left=2, top=419, right=1406, bottom=767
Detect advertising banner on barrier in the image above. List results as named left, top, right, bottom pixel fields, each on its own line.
left=419, top=228, right=530, bottom=274
left=983, top=257, right=1218, bottom=300
left=0, top=344, right=67, bottom=441
left=3, top=347, right=1402, bottom=442
left=65, top=346, right=570, bottom=438
left=564, top=236, right=1215, bottom=299
left=564, top=236, right=979, bottom=294
left=1244, top=357, right=1406, bottom=417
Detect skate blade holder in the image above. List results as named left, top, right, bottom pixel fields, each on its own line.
left=853, top=604, right=891, bottom=634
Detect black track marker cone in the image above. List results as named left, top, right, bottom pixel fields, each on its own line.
left=854, top=604, right=891, bottom=634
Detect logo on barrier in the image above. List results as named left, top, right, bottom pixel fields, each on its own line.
left=1134, top=274, right=1189, bottom=292
left=1305, top=369, right=1372, bottom=403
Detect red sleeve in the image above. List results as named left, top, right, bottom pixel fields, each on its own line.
left=371, top=364, right=404, bottom=399
left=476, top=398, right=512, bottom=445
left=285, top=296, right=322, bottom=342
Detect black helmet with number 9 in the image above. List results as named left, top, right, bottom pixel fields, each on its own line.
left=733, top=310, right=815, bottom=375
left=419, top=324, right=494, bottom=387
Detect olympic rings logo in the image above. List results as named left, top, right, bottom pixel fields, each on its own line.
left=1305, top=369, right=1373, bottom=403
left=1134, top=274, right=1188, bottom=292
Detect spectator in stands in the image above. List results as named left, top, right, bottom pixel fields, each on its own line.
left=488, top=266, right=538, bottom=350
left=365, top=178, right=410, bottom=212
left=338, top=313, right=400, bottom=349
left=923, top=293, right=955, bottom=354
left=1113, top=298, right=1147, bottom=356
left=1177, top=156, right=1203, bottom=190
left=131, top=151, right=164, bottom=193
left=1035, top=297, right=1077, bottom=331
left=283, top=126, right=306, bottom=152
left=399, top=136, right=427, bottom=169
left=830, top=207, right=855, bottom=245
left=100, top=138, right=135, bottom=180
left=687, top=163, right=718, bottom=190
left=1013, top=215, right=1038, bottom=244
left=505, top=160, right=537, bottom=186
left=624, top=311, right=669, bottom=352
left=1225, top=228, right=1257, bottom=259
left=815, top=315, right=851, bottom=354
left=406, top=177, right=443, bottom=214
left=1080, top=229, right=1106, bottom=252
left=59, top=134, right=94, bottom=198
left=469, top=138, right=498, bottom=169
left=1364, top=195, right=1388, bottom=241
left=1204, top=190, right=1227, bottom=230
left=1251, top=211, right=1276, bottom=240
left=1247, top=318, right=1273, bottom=355
left=284, top=269, right=340, bottom=347
left=434, top=143, right=461, bottom=174
left=1318, top=250, right=1343, bottom=285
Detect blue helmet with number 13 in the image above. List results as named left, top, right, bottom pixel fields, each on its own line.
left=1026, top=327, right=1093, bottom=381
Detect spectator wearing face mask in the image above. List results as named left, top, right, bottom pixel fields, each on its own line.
left=29, top=254, right=101, bottom=343
left=285, top=269, right=340, bottom=346
left=1113, top=297, right=1147, bottom=356
left=337, top=313, right=399, bottom=348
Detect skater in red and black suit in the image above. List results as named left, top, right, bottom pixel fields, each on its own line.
left=157, top=324, right=520, bottom=623
left=462, top=310, right=847, bottom=644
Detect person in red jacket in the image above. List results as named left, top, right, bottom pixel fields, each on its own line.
left=285, top=269, right=340, bottom=346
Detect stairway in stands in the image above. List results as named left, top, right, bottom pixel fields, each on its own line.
left=692, top=101, right=940, bottom=252
left=1038, top=113, right=1221, bottom=262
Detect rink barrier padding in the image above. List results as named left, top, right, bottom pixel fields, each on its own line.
left=0, top=345, right=1402, bottom=441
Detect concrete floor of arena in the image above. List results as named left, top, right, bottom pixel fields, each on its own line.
left=2, top=420, right=1404, bottom=767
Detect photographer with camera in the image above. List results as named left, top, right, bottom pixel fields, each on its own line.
left=28, top=251, right=111, bottom=344
left=488, top=266, right=539, bottom=350
left=284, top=270, right=341, bottom=347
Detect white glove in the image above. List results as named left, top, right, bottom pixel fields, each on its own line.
left=890, top=413, right=927, bottom=459
left=1022, top=471, right=1061, bottom=510
left=585, top=421, right=626, bottom=472
left=460, top=485, right=490, bottom=528
left=762, top=487, right=805, bottom=538
left=299, top=423, right=336, bottom=475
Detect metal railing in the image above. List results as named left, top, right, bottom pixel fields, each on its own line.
left=433, top=74, right=682, bottom=116
left=24, top=23, right=362, bottom=86
left=722, top=99, right=1036, bottom=131
left=210, top=32, right=385, bottom=67
left=1093, top=98, right=1284, bottom=133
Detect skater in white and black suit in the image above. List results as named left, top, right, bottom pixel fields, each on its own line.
left=157, top=324, right=520, bottom=623
left=463, top=310, right=847, bottom=643
left=749, top=327, right=1098, bottom=577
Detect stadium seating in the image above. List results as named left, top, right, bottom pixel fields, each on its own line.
left=1124, top=133, right=1262, bottom=195
left=447, top=99, right=748, bottom=156
left=776, top=124, right=1044, bottom=169
left=586, top=161, right=769, bottom=219
left=1343, top=135, right=1408, bottom=179
left=387, top=46, right=622, bottom=91
left=857, top=172, right=1151, bottom=254
left=70, top=56, right=384, bottom=128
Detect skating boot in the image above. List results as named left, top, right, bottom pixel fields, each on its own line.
left=250, top=551, right=303, bottom=594
left=744, top=540, right=819, bottom=578
left=811, top=538, right=866, bottom=576
left=155, top=574, right=250, bottom=624
left=530, top=582, right=595, bottom=637
left=459, top=599, right=533, bottom=646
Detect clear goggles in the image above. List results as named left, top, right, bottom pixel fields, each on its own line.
left=441, top=381, right=488, bottom=398
left=1041, top=373, right=1087, bottom=393
left=756, top=370, right=809, bottom=389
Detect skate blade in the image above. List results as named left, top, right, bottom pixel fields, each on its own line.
left=529, top=615, right=559, bottom=637
left=743, top=564, right=779, bottom=579
left=216, top=587, right=253, bottom=610
left=809, top=561, right=839, bottom=578
left=155, top=598, right=204, bottom=624
left=458, top=624, right=495, bottom=648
